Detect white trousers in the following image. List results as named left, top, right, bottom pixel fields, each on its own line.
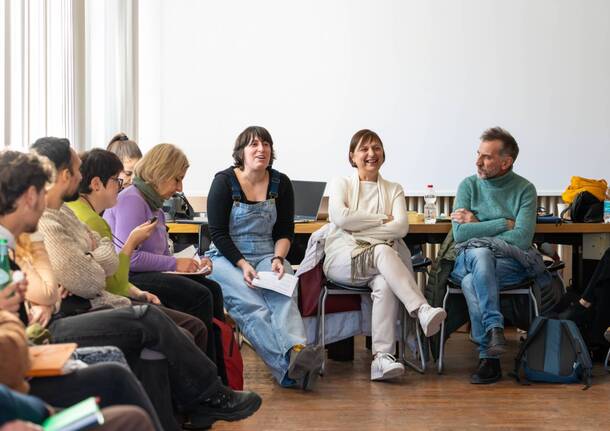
left=324, top=243, right=428, bottom=355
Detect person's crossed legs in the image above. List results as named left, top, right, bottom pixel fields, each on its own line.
left=452, top=247, right=527, bottom=384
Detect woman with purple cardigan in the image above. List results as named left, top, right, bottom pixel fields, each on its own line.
left=103, top=144, right=225, bottom=371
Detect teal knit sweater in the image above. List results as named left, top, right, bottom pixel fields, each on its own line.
left=452, top=170, right=537, bottom=250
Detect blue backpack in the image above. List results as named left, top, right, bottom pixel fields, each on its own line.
left=511, top=316, right=592, bottom=390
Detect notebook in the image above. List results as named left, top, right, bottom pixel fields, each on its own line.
left=27, top=343, right=78, bottom=377
left=292, top=180, right=326, bottom=222
left=43, top=397, right=104, bottom=431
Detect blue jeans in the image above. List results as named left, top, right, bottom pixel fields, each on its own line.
left=451, top=247, right=527, bottom=359
left=208, top=254, right=307, bottom=384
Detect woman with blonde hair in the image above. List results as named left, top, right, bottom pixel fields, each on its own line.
left=104, top=144, right=226, bottom=373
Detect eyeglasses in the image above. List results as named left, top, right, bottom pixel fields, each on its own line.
left=110, top=177, right=124, bottom=188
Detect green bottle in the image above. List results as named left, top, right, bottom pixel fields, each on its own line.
left=0, top=239, right=11, bottom=290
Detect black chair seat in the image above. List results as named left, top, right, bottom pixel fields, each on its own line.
left=412, top=257, right=432, bottom=272
left=545, top=260, right=565, bottom=272
left=325, top=280, right=371, bottom=293
left=447, top=277, right=534, bottom=291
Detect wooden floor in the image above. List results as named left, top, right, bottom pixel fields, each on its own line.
left=214, top=330, right=610, bottom=431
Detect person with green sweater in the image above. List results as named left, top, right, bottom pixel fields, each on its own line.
left=450, top=127, right=537, bottom=384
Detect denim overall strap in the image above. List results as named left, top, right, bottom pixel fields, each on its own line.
left=229, top=169, right=279, bottom=200
left=268, top=169, right=281, bottom=199
left=229, top=172, right=242, bottom=201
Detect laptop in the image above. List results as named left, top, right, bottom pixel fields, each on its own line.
left=292, top=180, right=326, bottom=223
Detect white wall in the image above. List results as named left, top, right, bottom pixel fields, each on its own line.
left=139, top=0, right=610, bottom=196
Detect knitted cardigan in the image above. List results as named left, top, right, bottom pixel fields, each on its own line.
left=37, top=205, right=130, bottom=309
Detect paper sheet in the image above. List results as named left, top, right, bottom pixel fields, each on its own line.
left=164, top=245, right=211, bottom=275
left=252, top=271, right=298, bottom=297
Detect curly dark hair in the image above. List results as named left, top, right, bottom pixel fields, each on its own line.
left=0, top=151, right=51, bottom=216
left=232, top=126, right=276, bottom=169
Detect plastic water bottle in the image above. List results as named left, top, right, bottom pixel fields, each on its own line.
left=604, top=187, right=610, bottom=224
left=0, top=239, right=11, bottom=290
left=424, top=184, right=437, bottom=224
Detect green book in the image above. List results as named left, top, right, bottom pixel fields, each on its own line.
left=43, top=397, right=104, bottom=431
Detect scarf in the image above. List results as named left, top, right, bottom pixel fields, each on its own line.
left=348, top=172, right=394, bottom=281
left=132, top=176, right=165, bottom=211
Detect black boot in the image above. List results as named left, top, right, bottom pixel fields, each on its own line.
left=486, top=327, right=506, bottom=356
left=470, top=358, right=502, bottom=384
left=184, top=385, right=262, bottom=430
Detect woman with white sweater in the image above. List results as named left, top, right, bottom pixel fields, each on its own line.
left=324, top=129, right=447, bottom=381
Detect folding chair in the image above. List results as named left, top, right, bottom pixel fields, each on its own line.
left=316, top=256, right=432, bottom=375
left=437, top=260, right=565, bottom=374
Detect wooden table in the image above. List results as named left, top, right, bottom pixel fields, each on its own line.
left=168, top=220, right=610, bottom=289
left=168, top=220, right=610, bottom=237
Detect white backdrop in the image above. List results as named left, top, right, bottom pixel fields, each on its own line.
left=138, top=0, right=610, bottom=196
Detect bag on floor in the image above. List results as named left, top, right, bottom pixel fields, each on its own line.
left=213, top=318, right=244, bottom=390
left=511, top=316, right=592, bottom=389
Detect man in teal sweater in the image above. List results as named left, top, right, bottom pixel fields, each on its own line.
left=450, top=127, right=537, bottom=384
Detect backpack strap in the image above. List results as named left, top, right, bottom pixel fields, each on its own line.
left=559, top=320, right=593, bottom=390
left=268, top=169, right=281, bottom=199
left=510, top=316, right=548, bottom=383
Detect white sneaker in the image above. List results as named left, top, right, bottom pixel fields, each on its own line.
left=417, top=304, right=447, bottom=337
left=370, top=353, right=405, bottom=381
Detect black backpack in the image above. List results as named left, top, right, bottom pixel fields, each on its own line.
left=562, top=191, right=603, bottom=223
left=511, top=316, right=593, bottom=389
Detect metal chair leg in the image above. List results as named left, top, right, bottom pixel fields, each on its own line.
left=315, top=286, right=324, bottom=345
left=401, top=307, right=426, bottom=374
left=529, top=290, right=539, bottom=317
left=398, top=307, right=406, bottom=361
left=437, top=289, right=450, bottom=374
left=319, top=287, right=328, bottom=376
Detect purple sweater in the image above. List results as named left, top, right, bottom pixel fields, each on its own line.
left=103, top=186, right=176, bottom=272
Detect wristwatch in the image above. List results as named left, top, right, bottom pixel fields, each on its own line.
left=271, top=256, right=285, bottom=265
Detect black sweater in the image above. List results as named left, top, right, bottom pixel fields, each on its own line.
left=207, top=167, right=295, bottom=265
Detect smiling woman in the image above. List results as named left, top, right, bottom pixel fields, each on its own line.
left=323, top=129, right=447, bottom=382
left=205, top=125, right=324, bottom=390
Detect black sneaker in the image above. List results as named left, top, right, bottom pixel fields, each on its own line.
left=485, top=327, right=506, bottom=356
left=184, top=385, right=262, bottom=430
left=470, top=358, right=502, bottom=384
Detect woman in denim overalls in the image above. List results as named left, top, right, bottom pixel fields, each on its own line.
left=206, top=126, right=322, bottom=389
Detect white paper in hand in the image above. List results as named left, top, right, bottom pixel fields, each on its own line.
left=252, top=272, right=298, bottom=297
left=164, top=245, right=211, bottom=275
